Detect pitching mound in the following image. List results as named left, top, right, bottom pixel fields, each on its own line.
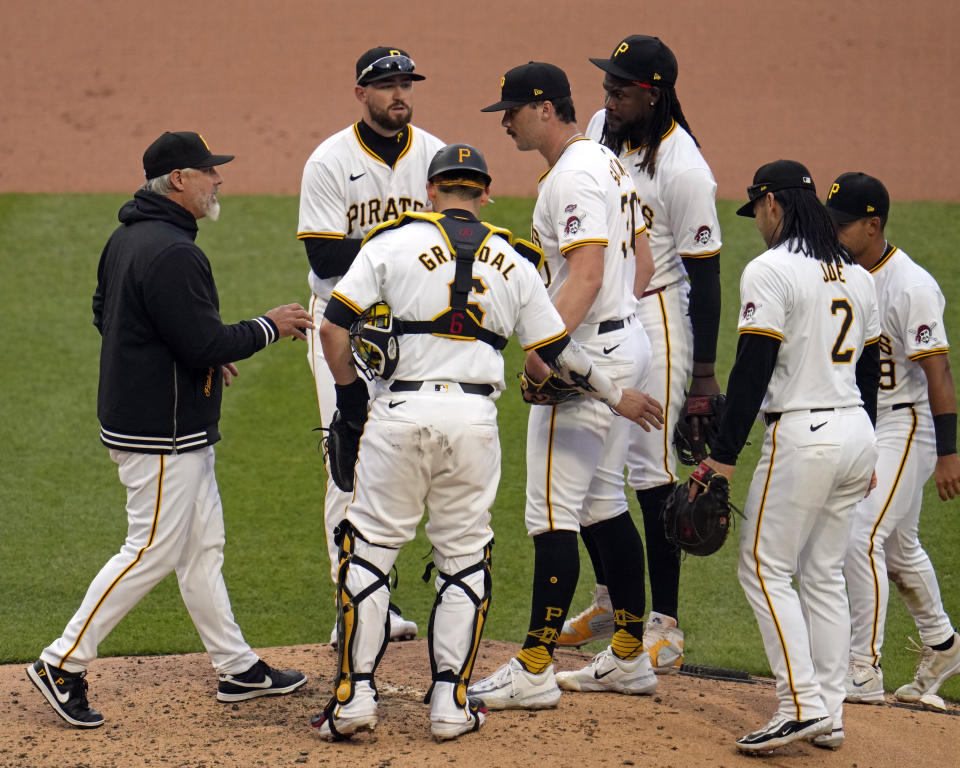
left=2, top=640, right=957, bottom=767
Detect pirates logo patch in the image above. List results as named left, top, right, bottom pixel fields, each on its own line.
left=693, top=225, right=712, bottom=245
left=563, top=214, right=585, bottom=236
left=909, top=322, right=940, bottom=346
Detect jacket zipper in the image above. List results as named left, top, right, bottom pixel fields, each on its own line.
left=172, top=361, right=179, bottom=454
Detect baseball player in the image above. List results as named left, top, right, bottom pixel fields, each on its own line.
left=469, top=63, right=664, bottom=710
left=310, top=144, right=662, bottom=741
left=298, top=45, right=444, bottom=644
left=698, top=161, right=880, bottom=753
left=824, top=173, right=960, bottom=706
left=560, top=35, right=723, bottom=672
left=27, top=132, right=309, bottom=729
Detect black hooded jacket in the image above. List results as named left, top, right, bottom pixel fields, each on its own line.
left=92, top=190, right=278, bottom=453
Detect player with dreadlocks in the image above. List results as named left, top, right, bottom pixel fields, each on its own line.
left=559, top=36, right=724, bottom=675
left=692, top=160, right=881, bottom=752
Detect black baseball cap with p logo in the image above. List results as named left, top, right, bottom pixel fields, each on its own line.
left=736, top=159, right=817, bottom=217
left=356, top=46, right=425, bottom=85
left=480, top=62, right=571, bottom=112
left=589, top=35, right=678, bottom=87
left=142, top=132, right=234, bottom=180
left=825, top=172, right=890, bottom=225
left=428, top=143, right=491, bottom=187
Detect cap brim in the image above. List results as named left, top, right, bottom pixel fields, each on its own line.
left=480, top=99, right=530, bottom=112
left=825, top=207, right=862, bottom=226
left=588, top=57, right=638, bottom=82
left=360, top=72, right=426, bottom=85
left=736, top=199, right=757, bottom=218
left=195, top=154, right=235, bottom=168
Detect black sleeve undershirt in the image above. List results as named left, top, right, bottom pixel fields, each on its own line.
left=710, top=333, right=781, bottom=465
left=304, top=237, right=363, bottom=280
left=681, top=254, right=721, bottom=364
left=855, top=339, right=880, bottom=426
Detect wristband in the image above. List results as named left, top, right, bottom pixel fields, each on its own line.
left=691, top=373, right=715, bottom=379
left=335, top=378, right=370, bottom=422
left=933, top=413, right=957, bottom=457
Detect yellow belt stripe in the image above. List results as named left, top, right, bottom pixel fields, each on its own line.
left=61, top=454, right=165, bottom=667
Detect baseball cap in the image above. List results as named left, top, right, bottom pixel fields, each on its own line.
left=356, top=46, right=425, bottom=85
left=480, top=62, right=571, bottom=112
left=142, top=132, right=234, bottom=180
left=825, top=172, right=890, bottom=225
left=428, top=143, right=491, bottom=187
left=736, top=160, right=817, bottom=217
left=589, top=35, right=678, bottom=87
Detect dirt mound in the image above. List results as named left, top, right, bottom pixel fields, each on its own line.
left=4, top=640, right=957, bottom=767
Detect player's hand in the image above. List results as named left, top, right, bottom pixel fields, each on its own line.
left=614, top=389, right=663, bottom=431
left=524, top=350, right=551, bottom=383
left=689, top=457, right=735, bottom=501
left=864, top=469, right=878, bottom=498
left=222, top=363, right=239, bottom=387
left=686, top=371, right=721, bottom=445
left=266, top=303, right=314, bottom=341
left=933, top=454, right=960, bottom=500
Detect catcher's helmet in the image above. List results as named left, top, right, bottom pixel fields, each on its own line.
left=427, top=144, right=491, bottom=185
left=349, top=302, right=400, bottom=380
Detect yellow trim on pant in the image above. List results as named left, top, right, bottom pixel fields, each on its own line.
left=656, top=292, right=675, bottom=483
left=60, top=455, right=165, bottom=667
left=866, top=407, right=917, bottom=666
left=752, top=422, right=803, bottom=719
left=545, top=406, right=558, bottom=530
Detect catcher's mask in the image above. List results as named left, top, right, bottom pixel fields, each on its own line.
left=349, top=302, right=399, bottom=380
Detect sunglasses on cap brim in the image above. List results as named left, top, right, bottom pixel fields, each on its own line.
left=357, top=54, right=416, bottom=83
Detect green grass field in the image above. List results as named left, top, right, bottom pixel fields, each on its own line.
left=1, top=193, right=957, bottom=700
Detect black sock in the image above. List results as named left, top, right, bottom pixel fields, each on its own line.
left=932, top=632, right=956, bottom=652
left=580, top=523, right=606, bottom=585
left=590, top=512, right=646, bottom=651
left=637, top=483, right=680, bottom=621
left=517, top=530, right=579, bottom=673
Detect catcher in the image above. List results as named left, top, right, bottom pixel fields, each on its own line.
left=313, top=144, right=662, bottom=742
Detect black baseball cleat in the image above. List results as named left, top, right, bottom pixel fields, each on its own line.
left=735, top=713, right=831, bottom=753
left=217, top=659, right=307, bottom=702
left=27, top=659, right=105, bottom=728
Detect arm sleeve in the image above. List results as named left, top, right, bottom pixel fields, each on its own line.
left=710, top=332, right=781, bottom=464
left=143, top=244, right=277, bottom=368
left=303, top=236, right=363, bottom=280
left=681, top=253, right=721, bottom=364
left=856, top=339, right=880, bottom=426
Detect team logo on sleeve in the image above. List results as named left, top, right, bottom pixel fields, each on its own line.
left=563, top=213, right=585, bottom=236
left=910, top=322, right=939, bottom=345
left=693, top=225, right=712, bottom=245
left=742, top=302, right=761, bottom=322
left=564, top=203, right=578, bottom=213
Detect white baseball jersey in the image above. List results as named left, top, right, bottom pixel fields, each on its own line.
left=531, top=136, right=642, bottom=334
left=586, top=110, right=721, bottom=289
left=737, top=244, right=881, bottom=417
left=333, top=213, right=568, bottom=393
left=868, top=244, right=951, bottom=407
left=298, top=123, right=445, bottom=301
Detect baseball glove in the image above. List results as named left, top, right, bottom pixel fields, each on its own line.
left=662, top=462, right=738, bottom=556
left=674, top=393, right=726, bottom=466
left=322, top=410, right=364, bottom=492
left=520, top=368, right=582, bottom=406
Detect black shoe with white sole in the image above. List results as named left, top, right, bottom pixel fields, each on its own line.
left=27, top=659, right=105, bottom=728
left=217, top=659, right=307, bottom=702
left=735, top=713, right=831, bottom=753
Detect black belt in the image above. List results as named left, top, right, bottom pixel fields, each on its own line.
left=891, top=402, right=914, bottom=411
left=598, top=317, right=631, bottom=334
left=640, top=285, right=667, bottom=298
left=764, top=407, right=834, bottom=426
left=389, top=380, right=494, bottom=396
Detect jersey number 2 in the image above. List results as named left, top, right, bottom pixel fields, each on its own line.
left=830, top=299, right=854, bottom=363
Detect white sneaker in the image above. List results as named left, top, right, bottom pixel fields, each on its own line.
left=735, top=712, right=832, bottom=753
left=844, top=659, right=884, bottom=704
left=556, top=647, right=657, bottom=695
left=467, top=658, right=561, bottom=710
left=812, top=727, right=845, bottom=749
left=429, top=681, right=485, bottom=742
left=643, top=611, right=684, bottom=672
left=311, top=681, right=378, bottom=740
left=388, top=603, right=418, bottom=641
left=557, top=585, right=614, bottom=647
left=895, top=633, right=960, bottom=702
left=328, top=604, right=417, bottom=649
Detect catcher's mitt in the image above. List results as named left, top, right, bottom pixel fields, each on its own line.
left=674, top=393, right=725, bottom=466
left=662, top=461, right=738, bottom=556
left=520, top=368, right=582, bottom=406
left=322, top=410, right=364, bottom=492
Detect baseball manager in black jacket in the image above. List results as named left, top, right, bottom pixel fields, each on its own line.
left=27, top=132, right=312, bottom=729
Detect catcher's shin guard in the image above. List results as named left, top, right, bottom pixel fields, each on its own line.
left=423, top=542, right=493, bottom=709
left=332, top=523, right=398, bottom=708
